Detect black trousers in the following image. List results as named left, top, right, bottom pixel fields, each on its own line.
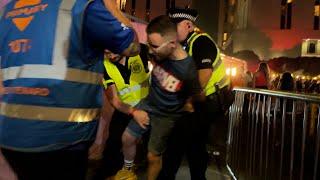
left=159, top=100, right=223, bottom=180
left=2, top=143, right=90, bottom=180
left=92, top=111, right=131, bottom=180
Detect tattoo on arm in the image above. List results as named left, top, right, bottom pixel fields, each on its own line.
left=122, top=42, right=140, bottom=57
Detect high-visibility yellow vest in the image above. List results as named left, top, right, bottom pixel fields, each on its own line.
left=103, top=55, right=150, bottom=106
left=187, top=32, right=230, bottom=96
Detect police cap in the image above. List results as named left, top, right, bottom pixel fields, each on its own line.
left=168, top=8, right=198, bottom=23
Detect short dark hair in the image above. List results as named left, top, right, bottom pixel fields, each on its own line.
left=146, top=15, right=177, bottom=37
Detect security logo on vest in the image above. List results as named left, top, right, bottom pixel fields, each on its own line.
left=131, top=61, right=142, bottom=73
left=6, top=0, right=48, bottom=31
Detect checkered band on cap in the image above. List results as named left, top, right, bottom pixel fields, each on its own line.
left=168, top=13, right=197, bottom=22
left=168, top=8, right=199, bottom=22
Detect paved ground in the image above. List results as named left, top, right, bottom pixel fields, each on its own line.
left=137, top=156, right=231, bottom=180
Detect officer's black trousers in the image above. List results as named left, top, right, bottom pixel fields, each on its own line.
left=159, top=103, right=213, bottom=180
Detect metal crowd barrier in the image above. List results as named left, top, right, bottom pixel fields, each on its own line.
left=227, top=87, right=320, bottom=180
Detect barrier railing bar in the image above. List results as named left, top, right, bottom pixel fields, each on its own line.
left=272, top=98, right=279, bottom=179
left=259, top=95, right=266, bottom=176
left=264, top=96, right=272, bottom=180
left=250, top=93, right=257, bottom=175
left=300, top=102, right=308, bottom=180
left=237, top=92, right=245, bottom=173
left=253, top=94, right=261, bottom=176
left=233, top=92, right=240, bottom=173
left=279, top=99, right=287, bottom=179
left=246, top=93, right=253, bottom=178
left=313, top=105, right=320, bottom=180
left=289, top=101, right=297, bottom=180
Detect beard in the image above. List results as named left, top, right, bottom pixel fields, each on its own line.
left=150, top=49, right=172, bottom=63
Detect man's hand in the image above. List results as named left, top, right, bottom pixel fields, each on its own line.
left=0, top=151, right=18, bottom=180
left=88, top=143, right=105, bottom=161
left=183, top=102, right=194, bottom=112
left=131, top=109, right=149, bottom=129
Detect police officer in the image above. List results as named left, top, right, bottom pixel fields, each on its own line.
left=90, top=44, right=150, bottom=180
left=159, top=8, right=230, bottom=180
left=0, top=0, right=140, bottom=179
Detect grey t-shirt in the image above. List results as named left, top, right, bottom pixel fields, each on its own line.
left=143, top=56, right=201, bottom=116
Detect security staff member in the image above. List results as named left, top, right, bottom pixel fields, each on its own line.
left=0, top=0, right=140, bottom=179
left=91, top=44, right=150, bottom=180
left=159, top=8, right=230, bottom=180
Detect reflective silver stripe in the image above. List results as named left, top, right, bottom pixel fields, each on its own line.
left=2, top=65, right=101, bottom=84
left=0, top=102, right=100, bottom=122
left=119, top=85, right=141, bottom=96
left=60, top=0, right=76, bottom=11
left=1, top=0, right=101, bottom=84
left=51, top=0, right=75, bottom=69
left=128, top=100, right=139, bottom=106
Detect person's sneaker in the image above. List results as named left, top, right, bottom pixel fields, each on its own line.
left=114, top=168, right=137, bottom=180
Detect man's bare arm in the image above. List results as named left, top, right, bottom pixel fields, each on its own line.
left=88, top=94, right=115, bottom=160
left=103, top=0, right=132, bottom=27
left=198, top=68, right=213, bottom=89
left=106, top=85, right=134, bottom=115
left=106, top=85, right=149, bottom=129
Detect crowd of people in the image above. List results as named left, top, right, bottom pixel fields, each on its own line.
left=0, top=1, right=232, bottom=180
left=271, top=75, right=320, bottom=94
left=232, top=61, right=320, bottom=94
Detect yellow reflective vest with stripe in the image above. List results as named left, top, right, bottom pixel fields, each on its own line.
left=103, top=55, right=150, bottom=106
left=187, top=32, right=230, bottom=96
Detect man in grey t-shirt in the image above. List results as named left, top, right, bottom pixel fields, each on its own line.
left=114, top=16, right=201, bottom=180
